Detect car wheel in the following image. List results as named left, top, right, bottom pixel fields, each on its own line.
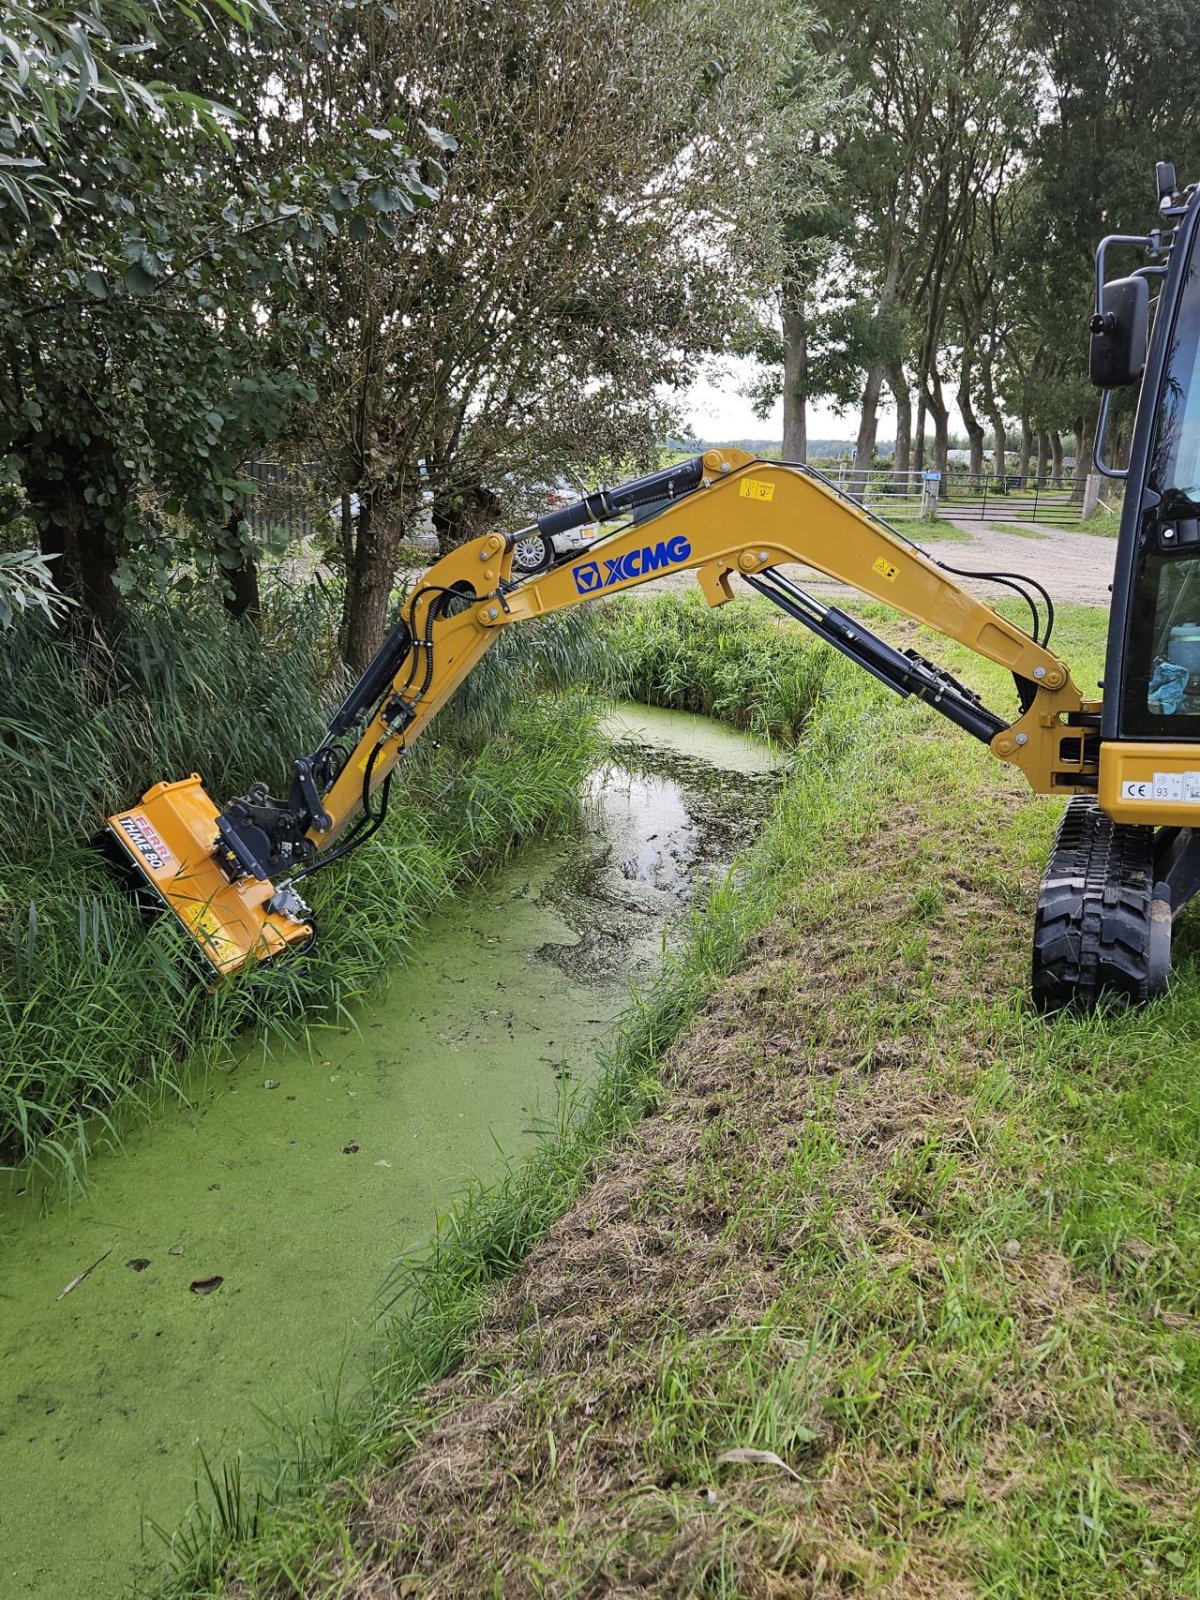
left=512, top=532, right=552, bottom=574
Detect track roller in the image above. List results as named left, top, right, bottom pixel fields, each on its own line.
left=1032, top=796, right=1171, bottom=1012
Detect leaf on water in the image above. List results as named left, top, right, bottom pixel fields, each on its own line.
left=715, top=1448, right=805, bottom=1483
left=190, top=1275, right=224, bottom=1295
left=168, top=1244, right=185, bottom=1257
left=263, top=1078, right=280, bottom=1089
left=126, top=1258, right=151, bottom=1272
left=342, top=1142, right=360, bottom=1155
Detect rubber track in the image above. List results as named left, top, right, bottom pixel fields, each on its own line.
left=1032, top=796, right=1159, bottom=1011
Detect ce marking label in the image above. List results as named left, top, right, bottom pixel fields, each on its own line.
left=1121, top=781, right=1152, bottom=800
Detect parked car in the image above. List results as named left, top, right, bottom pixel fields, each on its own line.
left=510, top=486, right=599, bottom=575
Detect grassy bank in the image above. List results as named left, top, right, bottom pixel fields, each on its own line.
left=149, top=593, right=835, bottom=1595
left=159, top=598, right=1200, bottom=1598
left=0, top=589, right=603, bottom=1181
left=598, top=589, right=832, bottom=742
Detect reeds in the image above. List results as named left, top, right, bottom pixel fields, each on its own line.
left=0, top=588, right=604, bottom=1182
left=598, top=588, right=833, bottom=743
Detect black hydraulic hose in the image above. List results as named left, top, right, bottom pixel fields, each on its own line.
left=287, top=738, right=394, bottom=884
left=935, top=560, right=1056, bottom=649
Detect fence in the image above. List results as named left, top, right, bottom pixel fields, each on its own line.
left=807, top=464, right=1082, bottom=527
left=240, top=457, right=1089, bottom=551
left=241, top=457, right=325, bottom=543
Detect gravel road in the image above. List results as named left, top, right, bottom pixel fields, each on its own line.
left=650, top=515, right=1116, bottom=611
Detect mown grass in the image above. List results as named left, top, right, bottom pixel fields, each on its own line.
left=0, top=587, right=605, bottom=1183
left=154, top=596, right=1200, bottom=1598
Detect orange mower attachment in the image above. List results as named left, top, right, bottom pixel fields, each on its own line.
left=105, top=774, right=314, bottom=978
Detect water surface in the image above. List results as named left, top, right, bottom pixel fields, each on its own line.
left=0, top=706, right=779, bottom=1598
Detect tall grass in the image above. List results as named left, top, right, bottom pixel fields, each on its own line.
left=0, top=586, right=604, bottom=1181
left=598, top=588, right=833, bottom=742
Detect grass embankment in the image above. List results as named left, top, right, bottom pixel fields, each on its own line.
left=0, top=588, right=602, bottom=1182
left=150, top=594, right=833, bottom=1594
left=164, top=596, right=1200, bottom=1598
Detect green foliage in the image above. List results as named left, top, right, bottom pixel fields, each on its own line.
left=0, top=0, right=276, bottom=216
left=597, top=589, right=834, bottom=743
left=0, top=585, right=602, bottom=1180
left=0, top=547, right=72, bottom=629
left=0, top=0, right=451, bottom=617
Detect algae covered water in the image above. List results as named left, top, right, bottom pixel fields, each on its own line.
left=0, top=707, right=778, bottom=1599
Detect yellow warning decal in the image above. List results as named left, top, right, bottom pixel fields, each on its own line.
left=738, top=478, right=775, bottom=503
left=872, top=556, right=899, bottom=582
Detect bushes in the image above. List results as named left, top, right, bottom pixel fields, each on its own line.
left=0, top=588, right=603, bottom=1179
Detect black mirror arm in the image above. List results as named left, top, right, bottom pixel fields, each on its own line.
left=1094, top=232, right=1161, bottom=317
left=1093, top=389, right=1127, bottom=481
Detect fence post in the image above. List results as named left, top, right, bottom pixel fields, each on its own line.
left=1082, top=474, right=1102, bottom=520
left=921, top=471, right=940, bottom=518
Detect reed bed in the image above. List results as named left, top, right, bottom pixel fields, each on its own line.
left=0, top=587, right=603, bottom=1182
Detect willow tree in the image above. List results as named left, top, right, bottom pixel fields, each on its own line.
left=0, top=0, right=439, bottom=623
left=266, top=0, right=833, bottom=670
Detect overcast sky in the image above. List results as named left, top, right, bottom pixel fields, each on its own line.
left=680, top=357, right=899, bottom=446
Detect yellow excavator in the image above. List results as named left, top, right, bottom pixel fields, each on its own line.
left=105, top=163, right=1200, bottom=1010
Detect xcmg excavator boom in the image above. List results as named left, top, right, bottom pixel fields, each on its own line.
left=106, top=164, right=1200, bottom=1010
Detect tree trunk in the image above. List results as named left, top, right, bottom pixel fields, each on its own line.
left=1035, top=431, right=1050, bottom=483
left=958, top=373, right=985, bottom=478
left=340, top=491, right=356, bottom=568
left=1017, top=421, right=1033, bottom=487
left=1072, top=412, right=1096, bottom=505
left=914, top=389, right=927, bottom=473
left=926, top=375, right=950, bottom=494
left=853, top=361, right=885, bottom=483
left=223, top=559, right=261, bottom=621
left=781, top=298, right=807, bottom=463
left=1050, top=431, right=1063, bottom=487
left=887, top=365, right=911, bottom=488
left=25, top=463, right=122, bottom=625
left=221, top=511, right=260, bottom=622
left=341, top=491, right=401, bottom=673
left=432, top=481, right=502, bottom=559
left=989, top=415, right=1007, bottom=480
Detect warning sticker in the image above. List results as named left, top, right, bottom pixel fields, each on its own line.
left=738, top=478, right=775, bottom=503
left=115, top=813, right=173, bottom=871
left=1120, top=772, right=1200, bottom=802
left=872, top=556, right=899, bottom=582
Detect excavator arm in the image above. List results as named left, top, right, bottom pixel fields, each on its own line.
left=106, top=446, right=1094, bottom=978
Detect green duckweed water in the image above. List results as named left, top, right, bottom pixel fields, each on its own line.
left=0, top=707, right=778, bottom=1599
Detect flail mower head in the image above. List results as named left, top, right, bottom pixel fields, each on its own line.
left=105, top=774, right=313, bottom=978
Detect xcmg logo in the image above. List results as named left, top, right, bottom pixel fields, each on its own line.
left=572, top=535, right=691, bottom=595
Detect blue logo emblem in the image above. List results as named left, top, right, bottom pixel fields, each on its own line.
left=572, top=536, right=691, bottom=595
